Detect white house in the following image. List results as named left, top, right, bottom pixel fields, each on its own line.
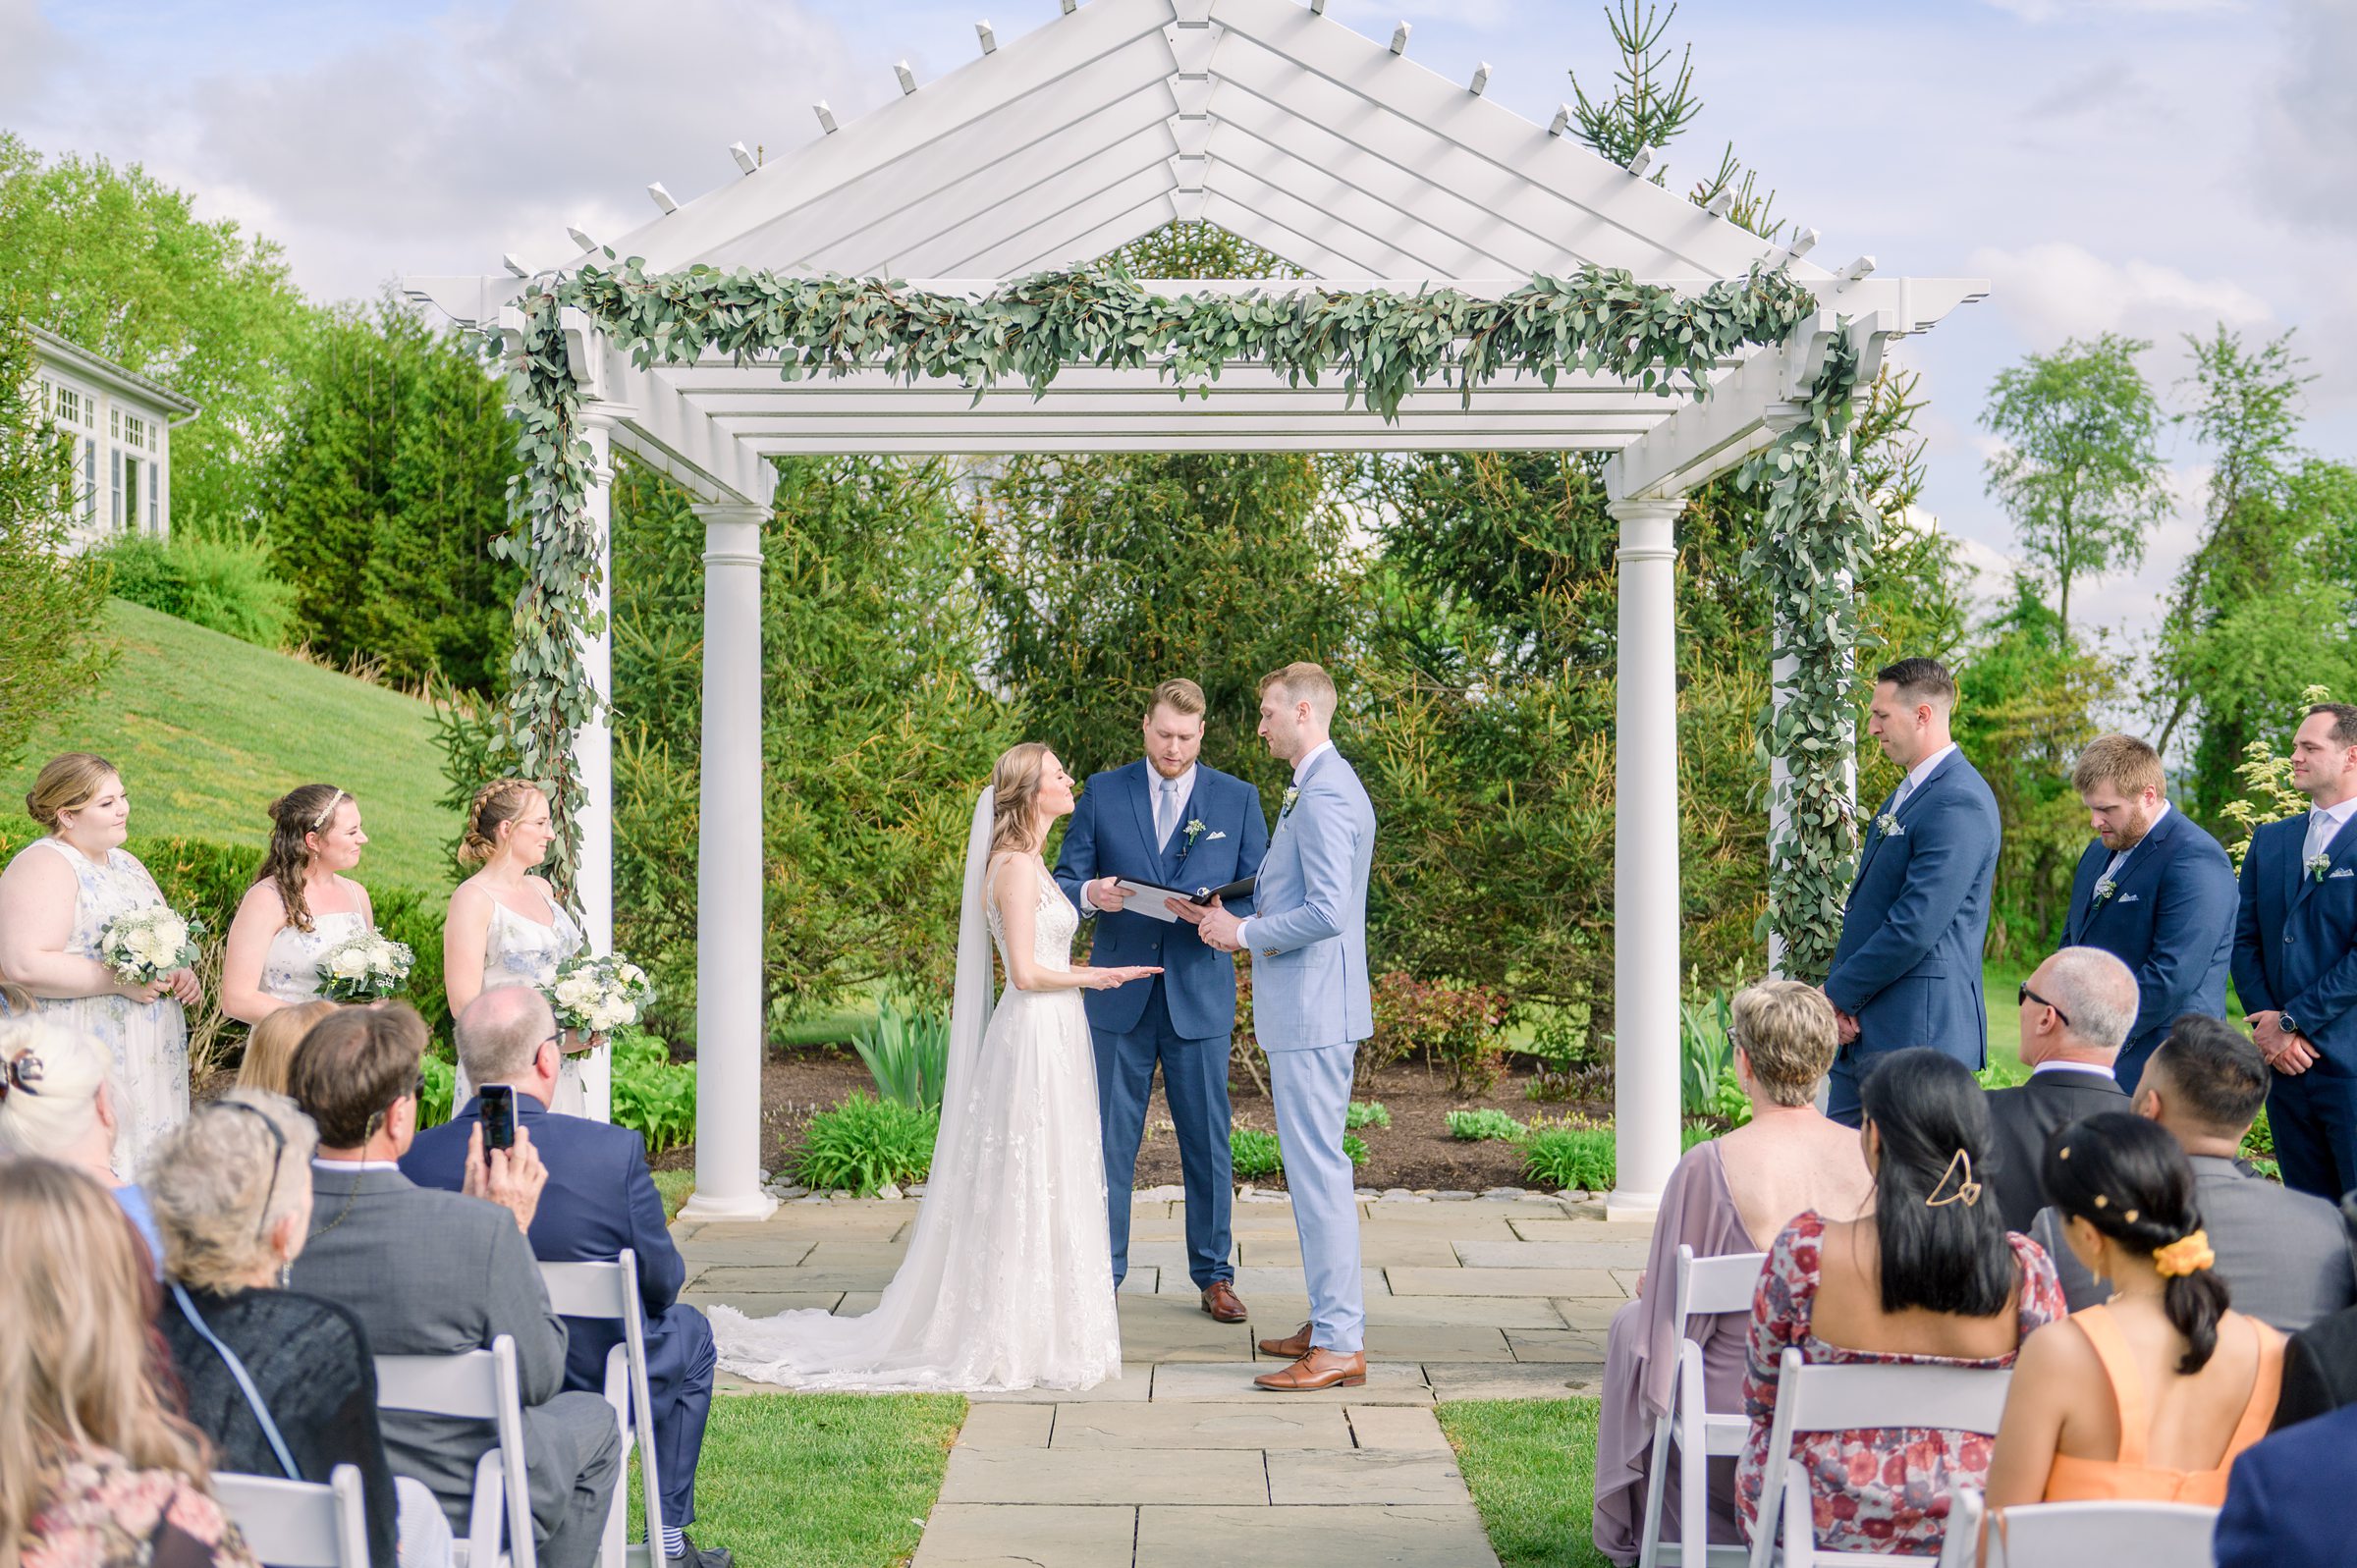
left=27, top=326, right=199, bottom=546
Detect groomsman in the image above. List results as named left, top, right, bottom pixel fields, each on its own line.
left=2061, top=733, right=2237, bottom=1093
left=2232, top=702, right=2357, bottom=1201
left=1055, top=678, right=1270, bottom=1324
left=1822, top=658, right=2002, bottom=1125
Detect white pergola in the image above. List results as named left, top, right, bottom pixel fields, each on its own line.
left=405, top=0, right=1983, bottom=1224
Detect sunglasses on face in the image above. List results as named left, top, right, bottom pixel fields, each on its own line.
left=2017, top=983, right=2072, bottom=1031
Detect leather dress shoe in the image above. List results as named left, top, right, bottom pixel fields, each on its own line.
left=1258, top=1320, right=1314, bottom=1359
left=666, top=1536, right=733, bottom=1568
left=1200, top=1280, right=1248, bottom=1323
left=1254, top=1348, right=1366, bottom=1391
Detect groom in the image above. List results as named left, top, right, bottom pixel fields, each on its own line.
left=1177, top=662, right=1376, bottom=1392
left=1056, top=678, right=1270, bottom=1324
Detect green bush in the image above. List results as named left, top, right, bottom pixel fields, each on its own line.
left=1344, top=1101, right=1391, bottom=1130
left=1448, top=1108, right=1526, bottom=1143
left=852, top=998, right=950, bottom=1112
left=100, top=530, right=297, bottom=649
left=1343, top=1132, right=1369, bottom=1167
left=1522, top=1127, right=1616, bottom=1191
left=612, top=1027, right=696, bottom=1156
left=418, top=1050, right=456, bottom=1129
left=793, top=1094, right=939, bottom=1196
left=1680, top=986, right=1750, bottom=1124
left=2241, top=1108, right=2279, bottom=1181
left=1231, top=1126, right=1284, bottom=1180
left=1369, top=971, right=1510, bottom=1095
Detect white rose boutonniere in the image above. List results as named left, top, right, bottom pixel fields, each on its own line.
left=1183, top=817, right=1206, bottom=847
left=2093, top=876, right=2117, bottom=906
left=1282, top=785, right=1300, bottom=816
left=2312, top=852, right=2335, bottom=884
left=1874, top=812, right=1904, bottom=839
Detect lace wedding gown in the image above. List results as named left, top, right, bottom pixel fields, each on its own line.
left=709, top=841, right=1122, bottom=1392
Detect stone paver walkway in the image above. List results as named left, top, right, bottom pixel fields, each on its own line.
left=675, top=1189, right=1640, bottom=1567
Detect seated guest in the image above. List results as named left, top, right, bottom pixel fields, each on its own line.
left=151, top=1091, right=453, bottom=1568
left=0, top=1157, right=260, bottom=1567
left=403, top=986, right=729, bottom=1568
left=0, top=1014, right=163, bottom=1269
left=2271, top=1303, right=2357, bottom=1430
left=1593, top=980, right=1872, bottom=1565
left=235, top=997, right=336, bottom=1096
left=1736, top=1049, right=2063, bottom=1555
left=2131, top=1015, right=2355, bottom=1331
left=1983, top=946, right=2136, bottom=1231
left=285, top=1002, right=622, bottom=1568
left=1985, top=1111, right=2280, bottom=1506
left=2214, top=1401, right=2357, bottom=1568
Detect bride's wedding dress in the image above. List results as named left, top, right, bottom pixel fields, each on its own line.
left=708, top=792, right=1122, bottom=1392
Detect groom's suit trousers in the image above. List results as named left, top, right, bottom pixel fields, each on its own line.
left=1268, top=1040, right=1365, bottom=1354
left=1097, top=974, right=1235, bottom=1289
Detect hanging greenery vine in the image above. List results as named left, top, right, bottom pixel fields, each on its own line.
left=495, top=256, right=1863, bottom=952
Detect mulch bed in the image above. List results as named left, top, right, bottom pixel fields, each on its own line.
left=652, top=1043, right=1615, bottom=1192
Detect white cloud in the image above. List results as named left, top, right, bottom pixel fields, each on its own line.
left=2257, top=0, right=2357, bottom=232
left=0, top=0, right=67, bottom=102
left=1976, top=0, right=2235, bottom=20
left=1966, top=241, right=2272, bottom=351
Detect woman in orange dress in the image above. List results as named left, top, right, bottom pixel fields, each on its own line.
left=1986, top=1110, right=2282, bottom=1509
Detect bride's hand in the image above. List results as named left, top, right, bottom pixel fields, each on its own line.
left=1086, top=965, right=1161, bottom=990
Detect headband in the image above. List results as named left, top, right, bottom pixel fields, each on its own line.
left=309, top=789, right=347, bottom=831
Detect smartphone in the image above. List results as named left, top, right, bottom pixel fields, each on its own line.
left=480, top=1084, right=518, bottom=1152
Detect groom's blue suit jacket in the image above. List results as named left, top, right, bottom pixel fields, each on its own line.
left=1055, top=759, right=1269, bottom=1040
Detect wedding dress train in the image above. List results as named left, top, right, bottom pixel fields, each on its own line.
left=708, top=794, right=1122, bottom=1392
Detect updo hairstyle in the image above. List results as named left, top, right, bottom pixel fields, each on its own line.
left=460, top=778, right=547, bottom=868
left=987, top=743, right=1053, bottom=856
left=255, top=784, right=352, bottom=934
left=2041, top=1111, right=2229, bottom=1373
left=25, top=752, right=119, bottom=832
left=0, top=1017, right=113, bottom=1161
left=1728, top=980, right=1838, bottom=1108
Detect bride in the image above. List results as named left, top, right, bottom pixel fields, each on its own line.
left=709, top=742, right=1158, bottom=1391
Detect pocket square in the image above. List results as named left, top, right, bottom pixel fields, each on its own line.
left=2333, top=867, right=2355, bottom=880
left=2119, top=892, right=2141, bottom=903
left=1207, top=831, right=1228, bottom=840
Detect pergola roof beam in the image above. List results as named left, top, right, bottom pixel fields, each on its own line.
left=734, top=428, right=1653, bottom=456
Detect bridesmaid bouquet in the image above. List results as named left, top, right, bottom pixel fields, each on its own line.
left=98, top=904, right=204, bottom=985
left=317, top=928, right=416, bottom=1001
left=545, top=953, right=655, bottom=1035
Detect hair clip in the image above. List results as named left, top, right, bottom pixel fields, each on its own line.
left=1926, top=1148, right=1983, bottom=1209
left=2056, top=1146, right=2070, bottom=1160
left=2, top=1050, right=46, bottom=1099
left=2093, top=1194, right=2108, bottom=1209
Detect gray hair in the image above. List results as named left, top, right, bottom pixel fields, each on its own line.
left=145, top=1089, right=319, bottom=1291
left=2046, top=946, right=2139, bottom=1054
left=455, top=984, right=557, bottom=1087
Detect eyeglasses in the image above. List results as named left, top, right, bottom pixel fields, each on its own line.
left=204, top=1101, right=288, bottom=1242
left=2017, top=983, right=2072, bottom=1030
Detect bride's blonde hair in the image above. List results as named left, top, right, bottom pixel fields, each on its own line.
left=988, top=743, right=1053, bottom=857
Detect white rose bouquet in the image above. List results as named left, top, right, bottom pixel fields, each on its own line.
left=96, top=904, right=203, bottom=986
left=544, top=953, right=654, bottom=1037
left=316, top=928, right=416, bottom=1001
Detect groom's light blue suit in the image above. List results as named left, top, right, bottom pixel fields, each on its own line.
left=1241, top=743, right=1376, bottom=1355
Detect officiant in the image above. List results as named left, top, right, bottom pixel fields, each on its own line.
left=1055, top=678, right=1270, bottom=1325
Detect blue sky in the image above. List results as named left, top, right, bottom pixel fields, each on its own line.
left=6, top=0, right=2350, bottom=652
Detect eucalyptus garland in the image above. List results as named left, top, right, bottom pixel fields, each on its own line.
left=1736, top=328, right=1878, bottom=980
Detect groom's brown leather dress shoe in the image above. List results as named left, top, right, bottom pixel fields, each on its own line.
left=1254, top=1348, right=1366, bottom=1391
left=1201, top=1280, right=1248, bottom=1323
left=1257, top=1321, right=1314, bottom=1358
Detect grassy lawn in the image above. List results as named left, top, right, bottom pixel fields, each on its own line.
left=1983, top=958, right=2031, bottom=1083
left=652, top=1169, right=695, bottom=1219
left=1439, top=1398, right=1612, bottom=1568
left=4, top=599, right=455, bottom=892
left=629, top=1392, right=965, bottom=1567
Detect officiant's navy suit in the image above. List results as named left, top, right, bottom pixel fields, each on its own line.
left=1056, top=758, right=1269, bottom=1290
left=2232, top=811, right=2357, bottom=1200
left=2061, top=804, right=2236, bottom=1092
left=1823, top=747, right=2002, bottom=1124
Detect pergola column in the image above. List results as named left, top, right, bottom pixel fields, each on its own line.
left=571, top=401, right=627, bottom=1122
left=1606, top=496, right=1688, bottom=1220
left=680, top=500, right=779, bottom=1223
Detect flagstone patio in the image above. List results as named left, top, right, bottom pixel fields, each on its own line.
left=674, top=1190, right=1639, bottom=1567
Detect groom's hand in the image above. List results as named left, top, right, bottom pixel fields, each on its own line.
left=1171, top=895, right=1243, bottom=952
left=1088, top=877, right=1131, bottom=912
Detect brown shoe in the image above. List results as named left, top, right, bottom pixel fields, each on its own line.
left=1257, top=1321, right=1314, bottom=1359
left=1254, top=1348, right=1366, bottom=1392
left=1200, top=1280, right=1247, bottom=1324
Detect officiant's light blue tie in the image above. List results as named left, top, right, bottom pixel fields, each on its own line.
left=1158, top=778, right=1179, bottom=850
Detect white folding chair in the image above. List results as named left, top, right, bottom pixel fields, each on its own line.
left=214, top=1464, right=370, bottom=1568
left=1934, top=1485, right=2218, bottom=1568
left=1637, top=1246, right=1769, bottom=1568
left=374, top=1334, right=535, bottom=1568
left=1748, top=1347, right=2013, bottom=1568
left=540, top=1250, right=666, bottom=1568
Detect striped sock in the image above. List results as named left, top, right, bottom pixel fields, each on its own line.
left=661, top=1526, right=686, bottom=1558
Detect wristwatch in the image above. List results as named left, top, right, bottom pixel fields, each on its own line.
left=2279, top=1014, right=2301, bottom=1042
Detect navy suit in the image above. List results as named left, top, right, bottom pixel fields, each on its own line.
left=2060, top=804, right=2238, bottom=1093
left=2232, top=812, right=2357, bottom=1200
left=1823, top=748, right=2002, bottom=1124
left=402, top=1096, right=714, bottom=1534
left=2215, top=1399, right=2357, bottom=1568
left=1054, top=760, right=1269, bottom=1290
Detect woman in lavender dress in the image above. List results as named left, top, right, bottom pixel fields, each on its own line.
left=0, top=754, right=199, bottom=1175
left=444, top=779, right=592, bottom=1115
left=220, top=784, right=376, bottom=1021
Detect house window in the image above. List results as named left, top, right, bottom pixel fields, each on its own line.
left=149, top=468, right=159, bottom=532
left=110, top=408, right=120, bottom=441
left=122, top=457, right=140, bottom=534
left=83, top=440, right=96, bottom=524
left=55, top=386, right=80, bottom=426
left=111, top=450, right=123, bottom=529
left=124, top=414, right=146, bottom=451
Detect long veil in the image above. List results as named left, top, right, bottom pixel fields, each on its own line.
left=933, top=785, right=997, bottom=1157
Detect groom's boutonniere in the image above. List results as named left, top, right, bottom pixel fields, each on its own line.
left=1282, top=785, right=1300, bottom=816
left=2093, top=876, right=2117, bottom=906
left=2311, top=851, right=2334, bottom=884
left=1182, top=818, right=1207, bottom=848
left=1874, top=812, right=1904, bottom=839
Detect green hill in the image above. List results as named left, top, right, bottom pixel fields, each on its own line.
left=5, top=600, right=458, bottom=892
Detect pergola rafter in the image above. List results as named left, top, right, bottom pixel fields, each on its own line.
left=401, top=0, right=1985, bottom=1225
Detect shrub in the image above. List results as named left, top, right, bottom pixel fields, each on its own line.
left=100, top=529, right=297, bottom=649
left=2241, top=1108, right=2278, bottom=1181
left=793, top=1093, right=939, bottom=1196
left=1522, top=1127, right=1616, bottom=1191
left=1231, top=1126, right=1283, bottom=1180
left=1370, top=970, right=1510, bottom=1095
left=1345, top=1101, right=1391, bottom=1130
left=611, top=1026, right=696, bottom=1156
left=852, top=997, right=950, bottom=1112
left=1447, top=1108, right=1526, bottom=1143
left=418, top=1051, right=456, bottom=1129
left=1343, top=1132, right=1369, bottom=1167
left=1679, top=986, right=1749, bottom=1123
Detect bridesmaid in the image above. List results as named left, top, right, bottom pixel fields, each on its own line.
left=221, top=784, right=375, bottom=1023
left=444, top=778, right=592, bottom=1115
left=0, top=753, right=198, bottom=1173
